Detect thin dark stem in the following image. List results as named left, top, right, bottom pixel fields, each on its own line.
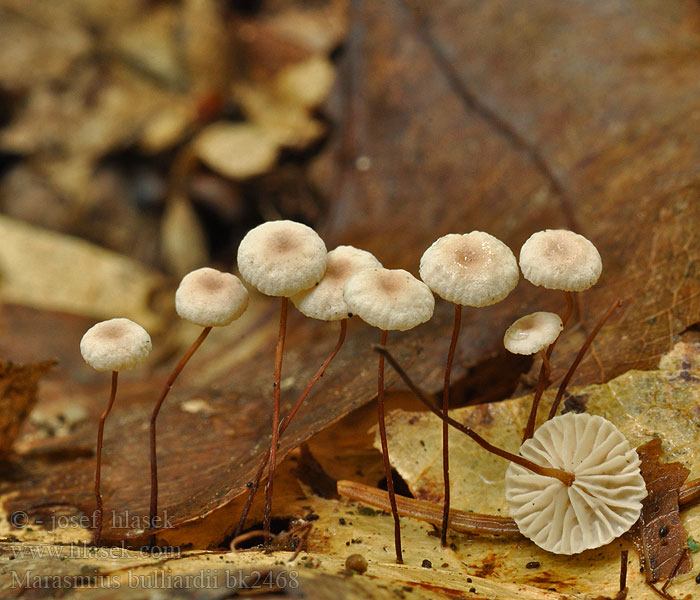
left=377, top=330, right=403, bottom=564
left=548, top=298, right=622, bottom=420
left=521, top=292, right=572, bottom=444
left=562, top=290, right=575, bottom=327
left=440, top=304, right=461, bottom=546
left=149, top=326, right=212, bottom=543
left=263, top=297, right=288, bottom=544
left=233, top=319, right=347, bottom=538
left=375, top=346, right=575, bottom=487
left=94, top=371, right=118, bottom=546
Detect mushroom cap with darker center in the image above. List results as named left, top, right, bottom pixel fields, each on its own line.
left=503, top=311, right=563, bottom=355
left=80, top=318, right=152, bottom=372
left=343, top=267, right=435, bottom=331
left=292, top=246, right=382, bottom=321
left=176, top=267, right=249, bottom=327
left=419, top=232, right=519, bottom=306
left=505, top=413, right=646, bottom=555
left=237, top=220, right=327, bottom=297
left=519, top=230, right=602, bottom=292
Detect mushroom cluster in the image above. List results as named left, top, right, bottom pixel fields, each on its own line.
left=79, top=221, right=632, bottom=567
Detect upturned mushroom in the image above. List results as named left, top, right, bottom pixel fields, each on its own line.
left=149, top=267, right=248, bottom=542
left=343, top=267, right=435, bottom=563
left=419, top=232, right=519, bottom=545
left=233, top=245, right=381, bottom=539
left=518, top=230, right=603, bottom=442
left=236, top=220, right=327, bottom=543
left=80, top=318, right=152, bottom=545
left=505, top=412, right=646, bottom=554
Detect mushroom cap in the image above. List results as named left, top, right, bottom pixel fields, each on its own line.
left=237, top=220, right=327, bottom=297
left=419, top=232, right=519, bottom=306
left=503, top=311, right=563, bottom=355
left=505, top=413, right=646, bottom=555
left=80, top=318, right=152, bottom=372
left=292, top=246, right=382, bottom=321
left=343, top=268, right=435, bottom=331
left=519, top=230, right=602, bottom=292
left=175, top=267, right=249, bottom=327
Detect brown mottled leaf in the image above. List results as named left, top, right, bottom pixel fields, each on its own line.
left=625, top=438, right=691, bottom=583
left=0, top=359, right=55, bottom=455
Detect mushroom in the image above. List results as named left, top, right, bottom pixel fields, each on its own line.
left=503, top=311, right=563, bottom=374
left=419, top=232, right=519, bottom=545
left=505, top=412, right=646, bottom=555
left=149, top=267, right=248, bottom=542
left=80, top=318, right=152, bottom=545
left=236, top=220, right=327, bottom=542
left=343, top=267, right=435, bottom=563
left=518, top=230, right=603, bottom=442
left=233, top=245, right=381, bottom=539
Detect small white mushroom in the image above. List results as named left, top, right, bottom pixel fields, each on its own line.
left=342, top=267, right=435, bottom=564
left=80, top=318, right=152, bottom=372
left=419, top=231, right=519, bottom=306
left=343, top=267, right=435, bottom=331
left=150, top=267, right=249, bottom=536
left=505, top=413, right=646, bottom=555
left=237, top=220, right=327, bottom=297
left=236, top=219, right=328, bottom=545
left=80, top=317, right=151, bottom=545
left=504, top=312, right=563, bottom=356
left=519, top=229, right=602, bottom=292
left=175, top=267, right=249, bottom=327
left=419, top=231, right=519, bottom=545
left=292, top=245, right=382, bottom=321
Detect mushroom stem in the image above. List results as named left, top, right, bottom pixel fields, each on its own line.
left=149, top=325, right=213, bottom=543
left=375, top=346, right=575, bottom=487
left=94, top=371, right=118, bottom=546
left=263, top=297, right=288, bottom=545
left=377, top=330, right=403, bottom=564
left=547, top=298, right=622, bottom=420
left=440, top=303, right=461, bottom=546
left=562, top=290, right=575, bottom=327
left=337, top=480, right=520, bottom=536
left=233, top=319, right=347, bottom=538
left=521, top=345, right=556, bottom=444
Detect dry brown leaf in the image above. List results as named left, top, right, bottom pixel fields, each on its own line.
left=0, top=359, right=55, bottom=456
left=0, top=215, right=166, bottom=332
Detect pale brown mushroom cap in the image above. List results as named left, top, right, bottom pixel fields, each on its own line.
left=343, top=268, right=435, bottom=331
left=505, top=413, right=646, bottom=555
left=503, top=311, right=563, bottom=355
left=175, top=267, right=249, bottom=327
left=80, top=318, right=152, bottom=372
left=292, top=246, right=382, bottom=321
left=519, top=230, right=602, bottom=292
left=237, top=220, right=327, bottom=297
left=419, top=232, right=519, bottom=306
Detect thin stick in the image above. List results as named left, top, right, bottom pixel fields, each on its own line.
left=548, top=298, right=622, bottom=419
left=233, top=319, right=347, bottom=538
left=440, top=304, right=461, bottom=546
left=338, top=480, right=520, bottom=536
left=375, top=346, right=575, bottom=487
left=263, top=297, right=288, bottom=544
left=149, top=326, right=213, bottom=542
left=377, top=330, right=403, bottom=563
left=94, top=371, right=118, bottom=546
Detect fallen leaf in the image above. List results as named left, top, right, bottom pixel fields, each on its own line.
left=0, top=359, right=55, bottom=456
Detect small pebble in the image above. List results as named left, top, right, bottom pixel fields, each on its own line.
left=659, top=525, right=669, bottom=538
left=345, top=553, right=368, bottom=574
left=526, top=561, right=540, bottom=569
left=421, top=559, right=432, bottom=569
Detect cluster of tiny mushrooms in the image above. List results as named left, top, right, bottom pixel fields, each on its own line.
left=77, top=223, right=693, bottom=577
